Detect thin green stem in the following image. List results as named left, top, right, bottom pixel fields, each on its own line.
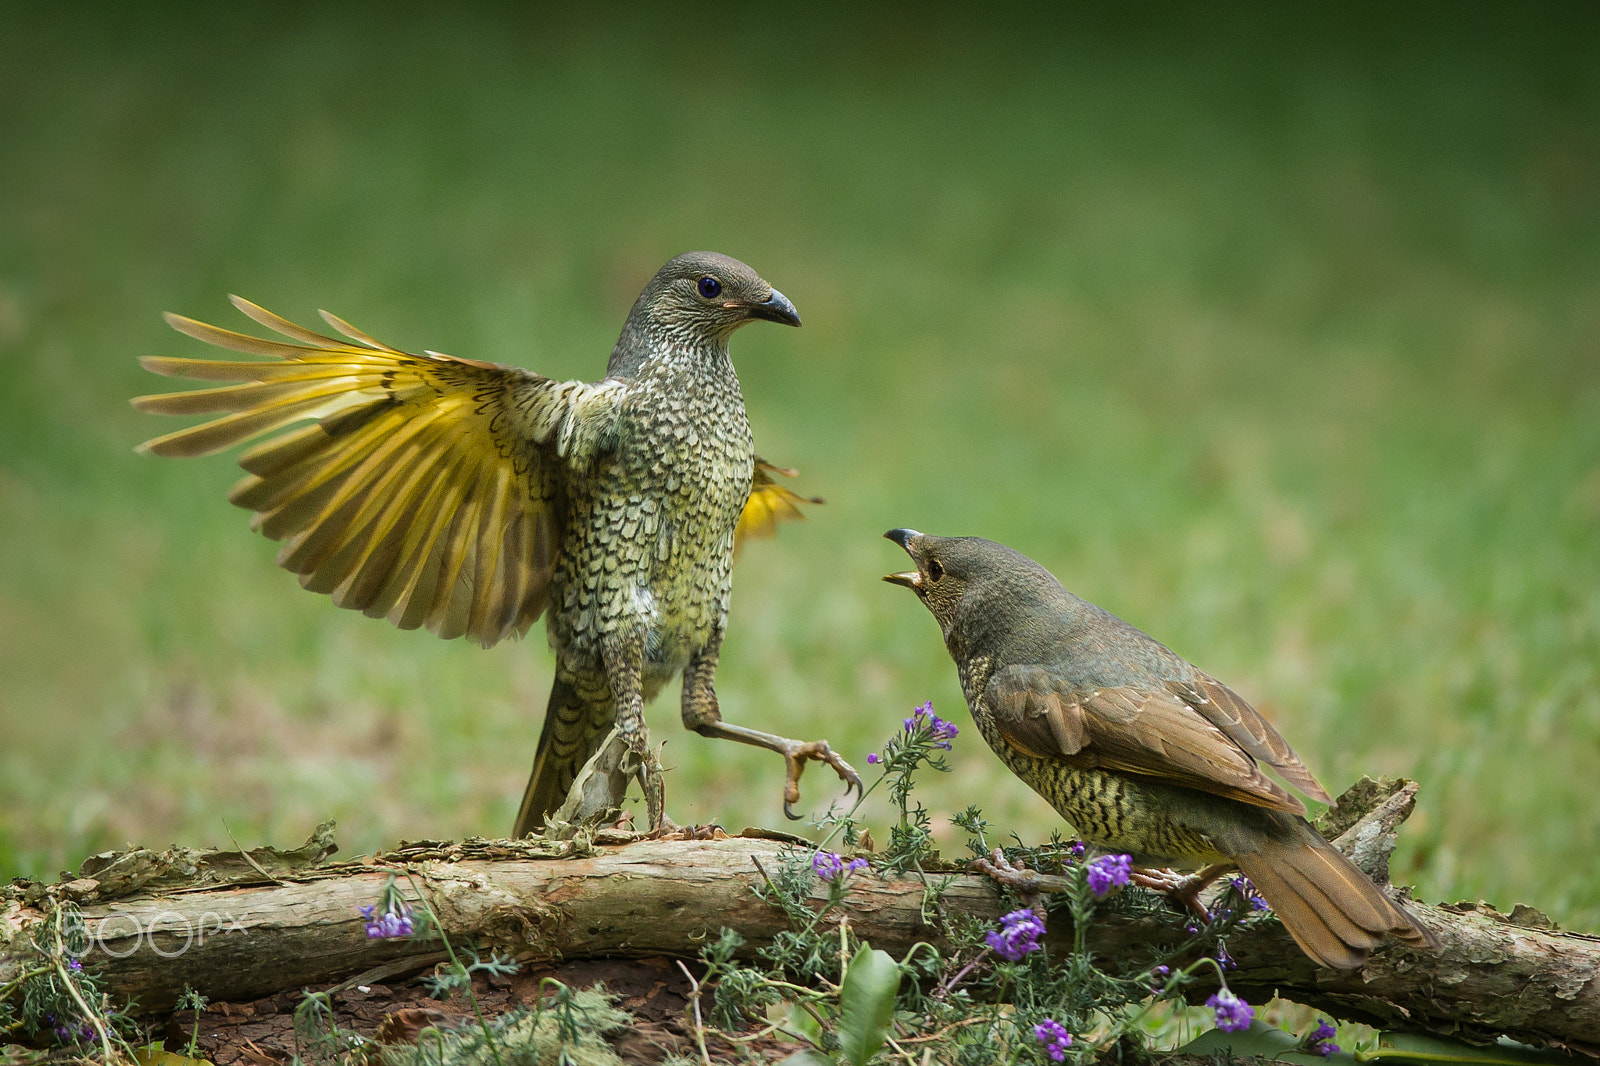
left=400, top=871, right=505, bottom=1066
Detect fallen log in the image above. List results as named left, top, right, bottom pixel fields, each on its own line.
left=2, top=793, right=1596, bottom=1055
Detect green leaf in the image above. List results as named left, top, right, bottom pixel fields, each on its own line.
left=1177, top=1020, right=1358, bottom=1065
left=133, top=1044, right=217, bottom=1066
left=1356, top=1032, right=1578, bottom=1065
left=780, top=1001, right=825, bottom=1048
left=838, top=945, right=900, bottom=1065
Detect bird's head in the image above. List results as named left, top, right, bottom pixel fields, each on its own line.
left=883, top=529, right=1067, bottom=657
left=630, top=251, right=800, bottom=346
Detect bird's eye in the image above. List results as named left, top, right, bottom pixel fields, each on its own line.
left=697, top=276, right=722, bottom=299
left=928, top=559, right=944, bottom=583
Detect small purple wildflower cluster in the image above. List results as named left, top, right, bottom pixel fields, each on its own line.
left=905, top=701, right=959, bottom=748
left=986, top=907, right=1046, bottom=961
left=1205, top=989, right=1254, bottom=1033
left=1306, top=1020, right=1340, bottom=1058
left=1085, top=853, right=1132, bottom=897
left=812, top=851, right=869, bottom=882
left=360, top=903, right=415, bottom=940
left=1033, top=1018, right=1073, bottom=1061
left=1215, top=943, right=1236, bottom=971
left=1147, top=963, right=1170, bottom=992
left=45, top=1014, right=95, bottom=1045
left=1229, top=875, right=1270, bottom=912
left=867, top=700, right=959, bottom=765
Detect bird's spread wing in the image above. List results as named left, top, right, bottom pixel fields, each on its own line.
left=984, top=664, right=1312, bottom=814
left=734, top=458, right=822, bottom=553
left=134, top=296, right=625, bottom=648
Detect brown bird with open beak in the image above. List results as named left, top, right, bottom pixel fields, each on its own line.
left=883, top=529, right=1438, bottom=969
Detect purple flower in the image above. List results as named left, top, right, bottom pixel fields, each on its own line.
left=1068, top=841, right=1086, bottom=858
left=1206, top=989, right=1254, bottom=1033
left=813, top=853, right=867, bottom=882
left=985, top=907, right=1045, bottom=961
left=1148, top=963, right=1170, bottom=992
left=1033, top=1018, right=1073, bottom=1061
left=927, top=713, right=959, bottom=749
left=1085, top=854, right=1132, bottom=897
left=1230, top=875, right=1270, bottom=912
left=899, top=701, right=958, bottom=749
left=866, top=753, right=880, bottom=764
left=1216, top=944, right=1236, bottom=971
left=1307, top=1021, right=1339, bottom=1058
left=67, top=958, right=83, bottom=971
left=360, top=903, right=414, bottom=939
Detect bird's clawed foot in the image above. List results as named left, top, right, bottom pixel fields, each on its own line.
left=642, top=818, right=728, bottom=842
left=779, top=738, right=863, bottom=821
left=971, top=848, right=1047, bottom=912
left=543, top=726, right=668, bottom=838
left=1129, top=862, right=1231, bottom=921
left=688, top=720, right=863, bottom=821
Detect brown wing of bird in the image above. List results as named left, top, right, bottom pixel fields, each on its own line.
left=984, top=664, right=1439, bottom=968
left=985, top=665, right=1311, bottom=813
left=132, top=296, right=625, bottom=648
left=1165, top=675, right=1332, bottom=805
left=734, top=457, right=822, bottom=553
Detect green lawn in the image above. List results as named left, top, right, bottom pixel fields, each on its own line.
left=2, top=5, right=1597, bottom=930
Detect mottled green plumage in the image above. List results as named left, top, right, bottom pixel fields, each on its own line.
left=884, top=530, right=1439, bottom=969
left=132, top=252, right=858, bottom=838
left=522, top=252, right=767, bottom=830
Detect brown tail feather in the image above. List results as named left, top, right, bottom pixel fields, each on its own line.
left=512, top=672, right=615, bottom=838
left=1233, top=823, right=1439, bottom=969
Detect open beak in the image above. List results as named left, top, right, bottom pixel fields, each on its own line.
left=743, top=287, right=801, bottom=327
left=882, top=528, right=923, bottom=589
left=882, top=570, right=921, bottom=590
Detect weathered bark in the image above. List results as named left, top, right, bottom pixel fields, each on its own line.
left=2, top=794, right=1596, bottom=1056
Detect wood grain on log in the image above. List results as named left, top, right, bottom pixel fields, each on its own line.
left=3, top=833, right=1596, bottom=1055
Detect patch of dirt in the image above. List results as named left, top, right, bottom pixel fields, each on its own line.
left=162, top=957, right=795, bottom=1065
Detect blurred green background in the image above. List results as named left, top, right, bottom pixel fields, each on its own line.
left=2, top=5, right=1597, bottom=929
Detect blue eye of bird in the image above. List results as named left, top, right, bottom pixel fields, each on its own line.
left=697, top=276, right=722, bottom=299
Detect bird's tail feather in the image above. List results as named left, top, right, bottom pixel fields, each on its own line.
left=1234, top=823, right=1439, bottom=969
left=512, top=672, right=615, bottom=838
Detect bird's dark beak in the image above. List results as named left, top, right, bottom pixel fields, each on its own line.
left=882, top=528, right=922, bottom=589
left=745, top=288, right=801, bottom=327
left=884, top=528, right=921, bottom=550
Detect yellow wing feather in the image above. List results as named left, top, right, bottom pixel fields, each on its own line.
left=133, top=298, right=606, bottom=647
left=137, top=298, right=819, bottom=645
left=734, top=458, right=823, bottom=553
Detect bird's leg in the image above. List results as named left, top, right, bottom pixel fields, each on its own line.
left=601, top=635, right=649, bottom=754
left=681, top=641, right=863, bottom=821
left=600, top=635, right=666, bottom=828
left=1129, top=862, right=1233, bottom=922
